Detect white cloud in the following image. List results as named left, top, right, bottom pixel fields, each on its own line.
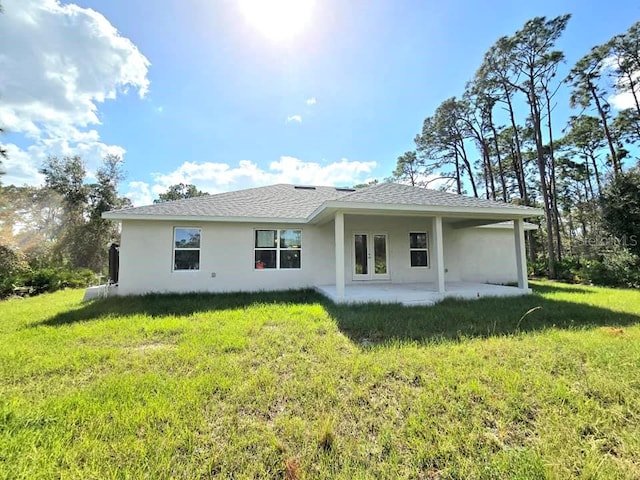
left=604, top=55, right=639, bottom=111
left=125, top=156, right=377, bottom=206
left=286, top=114, right=302, bottom=123
left=0, top=0, right=150, bottom=185
left=1, top=144, right=45, bottom=186
left=609, top=70, right=640, bottom=110
left=610, top=92, right=635, bottom=110
left=306, top=97, right=317, bottom=105
left=125, top=181, right=153, bottom=206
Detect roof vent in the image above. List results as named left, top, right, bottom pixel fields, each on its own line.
left=294, top=185, right=316, bottom=190
left=335, top=187, right=356, bottom=192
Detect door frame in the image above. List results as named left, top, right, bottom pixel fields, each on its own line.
left=351, top=232, right=390, bottom=281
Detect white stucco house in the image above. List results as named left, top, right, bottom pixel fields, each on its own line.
left=99, top=182, right=543, bottom=305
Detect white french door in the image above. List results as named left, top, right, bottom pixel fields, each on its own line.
left=352, top=233, right=389, bottom=280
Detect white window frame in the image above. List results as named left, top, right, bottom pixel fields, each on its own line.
left=254, top=228, right=302, bottom=270
left=173, top=227, right=201, bottom=272
left=409, top=231, right=429, bottom=268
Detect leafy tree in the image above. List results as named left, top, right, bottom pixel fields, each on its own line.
left=154, top=183, right=208, bottom=203
left=353, top=179, right=379, bottom=189
left=460, top=87, right=510, bottom=201
left=76, top=155, right=131, bottom=271
left=476, top=39, right=529, bottom=204
left=601, top=167, right=640, bottom=257
left=562, top=116, right=607, bottom=195
left=566, top=46, right=622, bottom=174
left=41, top=155, right=89, bottom=226
left=609, top=21, right=640, bottom=120
left=392, top=151, right=423, bottom=186
left=0, top=245, right=30, bottom=279
left=613, top=108, right=640, bottom=146
left=414, top=117, right=459, bottom=193
left=40, top=155, right=130, bottom=272
left=495, top=125, right=534, bottom=202
left=400, top=14, right=640, bottom=282
left=504, top=14, right=571, bottom=276
left=416, top=98, right=479, bottom=196
left=0, top=185, right=64, bottom=266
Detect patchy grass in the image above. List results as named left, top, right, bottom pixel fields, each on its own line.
left=1, top=281, right=639, bottom=479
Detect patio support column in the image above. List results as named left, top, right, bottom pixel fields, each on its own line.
left=335, top=211, right=345, bottom=299
left=514, top=218, right=528, bottom=290
left=433, top=216, right=445, bottom=293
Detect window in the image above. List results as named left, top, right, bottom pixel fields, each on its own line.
left=174, top=227, right=201, bottom=271
left=255, top=229, right=302, bottom=269
left=409, top=232, right=429, bottom=267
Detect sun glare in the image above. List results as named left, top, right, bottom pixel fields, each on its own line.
left=238, top=0, right=315, bottom=42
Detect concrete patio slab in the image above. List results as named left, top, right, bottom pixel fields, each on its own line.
left=315, top=282, right=531, bottom=306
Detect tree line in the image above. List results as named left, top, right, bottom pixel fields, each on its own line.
left=392, top=15, right=640, bottom=283
left=0, top=152, right=208, bottom=296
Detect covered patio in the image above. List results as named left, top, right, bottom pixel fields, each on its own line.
left=316, top=281, right=531, bottom=306
left=322, top=207, right=533, bottom=304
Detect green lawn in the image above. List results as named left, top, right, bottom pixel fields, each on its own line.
left=1, top=281, right=639, bottom=479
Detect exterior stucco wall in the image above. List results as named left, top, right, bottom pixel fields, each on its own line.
left=341, top=215, right=438, bottom=284
left=117, top=220, right=335, bottom=296
left=340, top=216, right=517, bottom=285
left=443, top=225, right=518, bottom=284
left=117, top=217, right=520, bottom=295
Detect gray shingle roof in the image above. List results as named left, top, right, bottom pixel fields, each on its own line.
left=104, top=182, right=540, bottom=221
left=336, top=182, right=535, bottom=211
left=108, top=184, right=352, bottom=219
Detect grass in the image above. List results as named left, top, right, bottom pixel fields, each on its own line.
left=0, top=281, right=639, bottom=479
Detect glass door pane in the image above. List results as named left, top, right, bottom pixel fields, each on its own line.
left=373, top=234, right=387, bottom=275
left=354, top=234, right=368, bottom=275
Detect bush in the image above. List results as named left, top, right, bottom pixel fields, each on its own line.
left=601, top=167, right=640, bottom=258
left=528, top=257, right=549, bottom=277
left=26, top=268, right=98, bottom=294
left=528, top=257, right=582, bottom=281
left=0, top=267, right=98, bottom=298
left=554, top=257, right=585, bottom=283
left=583, top=248, right=640, bottom=288
left=529, top=250, right=640, bottom=288
left=0, top=245, right=30, bottom=278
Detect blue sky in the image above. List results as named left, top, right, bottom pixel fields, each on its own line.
left=1, top=0, right=639, bottom=204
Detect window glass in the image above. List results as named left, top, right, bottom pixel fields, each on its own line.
left=255, top=250, right=276, bottom=269
left=280, top=230, right=302, bottom=249
left=175, top=228, right=201, bottom=249
left=374, top=234, right=387, bottom=274
left=410, top=232, right=427, bottom=249
left=254, top=229, right=302, bottom=269
left=410, top=250, right=428, bottom=267
left=354, top=234, right=368, bottom=274
left=174, top=228, right=201, bottom=271
left=175, top=250, right=200, bottom=270
left=409, top=232, right=428, bottom=268
left=255, top=230, right=277, bottom=248
left=280, top=250, right=301, bottom=269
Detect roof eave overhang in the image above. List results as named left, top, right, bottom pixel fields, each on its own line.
left=101, top=212, right=308, bottom=224
left=307, top=201, right=545, bottom=224
left=102, top=202, right=544, bottom=224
